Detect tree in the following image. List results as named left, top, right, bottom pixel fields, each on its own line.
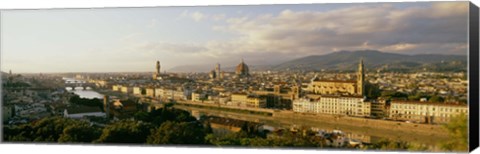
left=381, top=91, right=408, bottom=99
left=204, top=121, right=213, bottom=134
left=95, top=120, right=153, bottom=144
left=365, top=83, right=381, bottom=99
left=146, top=121, right=206, bottom=145
left=135, top=108, right=197, bottom=126
left=69, top=95, right=103, bottom=111
left=3, top=117, right=94, bottom=143
left=428, top=96, right=444, bottom=103
left=440, top=113, right=468, bottom=152
left=133, top=111, right=150, bottom=122
left=58, top=123, right=101, bottom=143
left=30, top=117, right=81, bottom=142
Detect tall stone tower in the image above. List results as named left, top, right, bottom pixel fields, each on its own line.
left=357, top=58, right=365, bottom=96
left=156, top=60, right=161, bottom=75
left=153, top=60, right=161, bottom=80
left=215, top=63, right=221, bottom=79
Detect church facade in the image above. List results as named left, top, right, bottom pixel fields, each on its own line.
left=307, top=59, right=365, bottom=96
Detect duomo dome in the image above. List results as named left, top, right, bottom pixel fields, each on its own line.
left=235, top=59, right=249, bottom=77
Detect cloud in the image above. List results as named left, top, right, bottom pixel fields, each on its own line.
left=138, top=2, right=468, bottom=67
left=190, top=12, right=206, bottom=22
left=180, top=11, right=207, bottom=22
left=211, top=2, right=468, bottom=57
left=179, top=11, right=226, bottom=22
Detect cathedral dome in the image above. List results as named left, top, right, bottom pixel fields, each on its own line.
left=235, top=59, right=249, bottom=77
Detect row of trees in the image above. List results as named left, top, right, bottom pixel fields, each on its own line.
left=366, top=82, right=459, bottom=104
left=69, top=95, right=104, bottom=111
left=380, top=91, right=447, bottom=103
left=3, top=106, right=208, bottom=145
left=3, top=106, right=468, bottom=152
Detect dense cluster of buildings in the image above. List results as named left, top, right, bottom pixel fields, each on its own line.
left=3, top=57, right=468, bottom=125
left=99, top=59, right=468, bottom=124
left=1, top=73, right=72, bottom=124
left=95, top=59, right=468, bottom=124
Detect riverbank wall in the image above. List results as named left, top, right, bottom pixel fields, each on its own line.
left=273, top=110, right=447, bottom=136
left=175, top=100, right=449, bottom=145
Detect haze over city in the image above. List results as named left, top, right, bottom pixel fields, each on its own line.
left=1, top=2, right=468, bottom=73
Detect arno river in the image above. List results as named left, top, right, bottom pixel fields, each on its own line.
left=62, top=77, right=442, bottom=151
left=62, top=77, right=103, bottom=99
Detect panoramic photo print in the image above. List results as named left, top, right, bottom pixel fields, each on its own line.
left=1, top=1, right=471, bottom=152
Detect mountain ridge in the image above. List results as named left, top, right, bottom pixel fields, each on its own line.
left=168, top=50, right=467, bottom=72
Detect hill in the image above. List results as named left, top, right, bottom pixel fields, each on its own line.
left=271, top=50, right=467, bottom=72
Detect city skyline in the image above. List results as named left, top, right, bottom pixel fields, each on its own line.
left=1, top=1, right=468, bottom=73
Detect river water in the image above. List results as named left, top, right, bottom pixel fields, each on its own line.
left=62, top=77, right=103, bottom=99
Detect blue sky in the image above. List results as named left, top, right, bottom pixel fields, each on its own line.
left=1, top=2, right=468, bottom=73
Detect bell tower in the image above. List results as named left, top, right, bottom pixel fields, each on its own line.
left=215, top=63, right=221, bottom=79
left=156, top=60, right=161, bottom=75
left=153, top=60, right=161, bottom=80
left=357, top=58, right=365, bottom=96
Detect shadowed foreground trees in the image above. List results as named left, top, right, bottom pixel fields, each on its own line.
left=440, top=113, right=468, bottom=152
left=95, top=120, right=154, bottom=144
left=58, top=123, right=102, bottom=143
left=3, top=107, right=204, bottom=144
left=3, top=107, right=442, bottom=151
left=147, top=121, right=206, bottom=145
left=205, top=128, right=321, bottom=148
left=3, top=116, right=101, bottom=143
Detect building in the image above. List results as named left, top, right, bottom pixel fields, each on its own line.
left=209, top=69, right=217, bottom=79
left=293, top=95, right=371, bottom=117
left=112, top=85, right=122, bottom=91
left=231, top=93, right=267, bottom=108
left=370, top=98, right=389, bottom=118
left=154, top=88, right=164, bottom=98
left=389, top=100, right=468, bottom=124
left=251, top=84, right=300, bottom=109
left=235, top=59, right=249, bottom=77
left=203, top=116, right=263, bottom=136
left=307, top=59, right=365, bottom=96
left=245, top=95, right=267, bottom=108
left=192, top=91, right=208, bottom=102
left=145, top=87, right=156, bottom=97
left=64, top=105, right=106, bottom=119
left=215, top=63, right=222, bottom=79
left=111, top=99, right=139, bottom=119
left=133, top=87, right=145, bottom=96
left=120, top=86, right=133, bottom=94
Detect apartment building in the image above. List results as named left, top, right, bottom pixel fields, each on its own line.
left=389, top=100, right=468, bottom=124
left=293, top=95, right=371, bottom=117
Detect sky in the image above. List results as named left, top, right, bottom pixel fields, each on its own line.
left=0, top=1, right=469, bottom=73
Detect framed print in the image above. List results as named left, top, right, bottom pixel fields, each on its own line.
left=1, top=1, right=479, bottom=153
